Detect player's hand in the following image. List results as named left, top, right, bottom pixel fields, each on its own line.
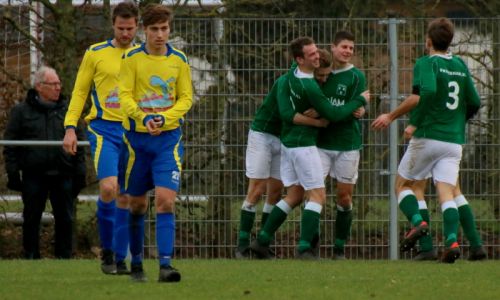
left=303, top=108, right=319, bottom=118
left=318, top=118, right=329, bottom=128
left=361, top=90, right=370, bottom=104
left=146, top=119, right=161, bottom=136
left=63, top=128, right=78, bottom=155
left=404, top=125, right=416, bottom=139
left=353, top=107, right=366, bottom=119
left=371, top=114, right=392, bottom=130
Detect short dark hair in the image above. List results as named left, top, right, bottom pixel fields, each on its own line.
left=333, top=30, right=354, bottom=45
left=289, top=37, right=315, bottom=60
left=317, top=48, right=332, bottom=68
left=141, top=4, right=173, bottom=28
left=112, top=1, right=139, bottom=24
left=427, top=18, right=454, bottom=51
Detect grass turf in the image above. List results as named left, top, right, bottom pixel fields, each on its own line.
left=0, top=259, right=498, bottom=300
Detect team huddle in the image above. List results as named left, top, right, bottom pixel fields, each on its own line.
left=236, top=18, right=486, bottom=264
left=57, top=0, right=485, bottom=284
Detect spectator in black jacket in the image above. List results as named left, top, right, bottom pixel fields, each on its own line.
left=3, top=66, right=87, bottom=259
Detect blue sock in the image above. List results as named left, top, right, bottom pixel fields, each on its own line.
left=156, top=212, right=175, bottom=267
left=129, top=213, right=145, bottom=265
left=113, top=207, right=130, bottom=263
left=96, top=199, right=115, bottom=250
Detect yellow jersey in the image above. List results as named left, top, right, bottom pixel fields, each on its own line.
left=65, top=39, right=129, bottom=128
left=119, top=43, right=193, bottom=133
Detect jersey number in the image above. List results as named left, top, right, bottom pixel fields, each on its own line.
left=446, top=81, right=459, bottom=110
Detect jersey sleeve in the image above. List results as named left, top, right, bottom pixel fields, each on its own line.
left=118, top=54, right=148, bottom=125
left=276, top=75, right=296, bottom=123
left=410, top=59, right=437, bottom=127
left=351, top=70, right=367, bottom=108
left=65, top=49, right=95, bottom=128
left=462, top=63, right=481, bottom=120
left=158, top=60, right=193, bottom=128
left=305, top=79, right=365, bottom=122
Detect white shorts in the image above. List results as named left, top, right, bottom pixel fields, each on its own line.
left=318, top=149, right=360, bottom=184
left=245, top=129, right=281, bottom=180
left=398, top=138, right=462, bottom=185
left=280, top=144, right=325, bottom=190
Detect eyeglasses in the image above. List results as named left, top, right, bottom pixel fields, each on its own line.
left=42, top=82, right=61, bottom=87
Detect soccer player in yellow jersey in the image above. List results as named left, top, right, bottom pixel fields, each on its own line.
left=118, top=4, right=192, bottom=283
left=63, top=2, right=138, bottom=275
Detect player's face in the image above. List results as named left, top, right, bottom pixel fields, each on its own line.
left=36, top=71, right=61, bottom=102
left=331, top=39, right=354, bottom=65
left=301, top=44, right=320, bottom=69
left=113, top=16, right=138, bottom=48
left=145, top=21, right=170, bottom=51
left=314, top=66, right=332, bottom=85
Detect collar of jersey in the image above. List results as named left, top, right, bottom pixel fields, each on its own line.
left=294, top=67, right=314, bottom=79
left=332, top=64, right=354, bottom=75
left=141, top=43, right=174, bottom=57
left=430, top=53, right=452, bottom=60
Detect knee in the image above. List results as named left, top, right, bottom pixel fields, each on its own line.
left=247, top=182, right=267, bottom=203
left=156, top=198, right=175, bottom=213
left=336, top=192, right=352, bottom=208
left=99, top=181, right=118, bottom=201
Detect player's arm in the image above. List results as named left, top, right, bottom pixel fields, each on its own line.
left=157, top=61, right=193, bottom=128
left=63, top=49, right=95, bottom=155
left=276, top=75, right=296, bottom=123
left=65, top=49, right=94, bottom=129
left=464, top=68, right=481, bottom=120
left=350, top=71, right=368, bottom=119
left=371, top=94, right=420, bottom=130
left=306, top=79, right=368, bottom=122
left=293, top=114, right=329, bottom=128
left=118, top=55, right=148, bottom=126
left=409, top=60, right=436, bottom=128
left=275, top=76, right=326, bottom=127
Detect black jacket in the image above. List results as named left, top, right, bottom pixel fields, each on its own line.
left=3, top=89, right=86, bottom=179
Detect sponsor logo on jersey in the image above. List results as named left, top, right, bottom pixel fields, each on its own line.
left=138, top=76, right=176, bottom=112
left=336, top=84, right=347, bottom=96
left=105, top=88, right=120, bottom=108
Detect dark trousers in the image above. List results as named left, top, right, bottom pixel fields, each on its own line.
left=21, top=172, right=74, bottom=259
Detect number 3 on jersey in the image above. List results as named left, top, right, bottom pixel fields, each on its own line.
left=447, top=81, right=459, bottom=110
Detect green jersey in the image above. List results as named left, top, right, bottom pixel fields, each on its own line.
left=277, top=67, right=366, bottom=148
left=410, top=54, right=480, bottom=144
left=317, top=65, right=366, bottom=151
left=250, top=75, right=283, bottom=137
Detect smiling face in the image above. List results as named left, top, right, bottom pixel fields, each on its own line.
left=296, top=43, right=320, bottom=72
left=331, top=39, right=354, bottom=67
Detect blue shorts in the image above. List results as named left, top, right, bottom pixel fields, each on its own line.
left=87, top=119, right=124, bottom=179
left=119, top=128, right=184, bottom=196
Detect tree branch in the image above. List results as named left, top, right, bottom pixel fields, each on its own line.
left=2, top=10, right=45, bottom=51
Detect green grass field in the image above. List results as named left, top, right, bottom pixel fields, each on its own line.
left=0, top=259, right=498, bottom=300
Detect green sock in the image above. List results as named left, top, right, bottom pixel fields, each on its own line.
left=455, top=195, right=482, bottom=248
left=298, top=202, right=322, bottom=253
left=442, top=202, right=459, bottom=248
left=238, top=205, right=256, bottom=249
left=417, top=200, right=433, bottom=252
left=257, top=200, right=290, bottom=246
left=334, top=205, right=352, bottom=249
left=398, top=190, right=423, bottom=226
left=261, top=212, right=270, bottom=229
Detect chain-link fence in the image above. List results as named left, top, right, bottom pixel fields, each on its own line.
left=2, top=14, right=499, bottom=259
